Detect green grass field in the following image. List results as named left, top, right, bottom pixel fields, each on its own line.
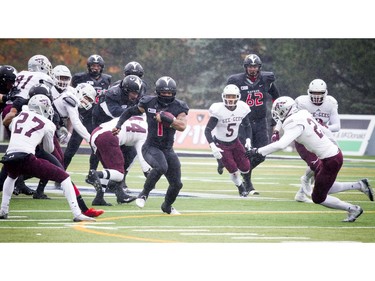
left=1, top=151, right=374, bottom=280
left=1, top=152, right=374, bottom=243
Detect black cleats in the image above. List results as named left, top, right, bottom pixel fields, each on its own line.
left=33, top=193, right=51, bottom=199
left=117, top=194, right=137, bottom=204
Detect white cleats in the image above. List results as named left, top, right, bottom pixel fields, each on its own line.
left=136, top=196, right=147, bottom=208
left=294, top=190, right=313, bottom=203
left=73, top=214, right=96, bottom=222
left=300, top=175, right=312, bottom=196
left=169, top=207, right=181, bottom=215
left=343, top=205, right=363, bottom=222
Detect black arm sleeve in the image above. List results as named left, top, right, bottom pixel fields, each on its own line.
left=269, top=83, right=280, bottom=101
left=204, top=117, right=218, bottom=144
left=116, top=105, right=142, bottom=129
left=241, top=114, right=253, bottom=140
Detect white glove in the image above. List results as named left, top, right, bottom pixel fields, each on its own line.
left=56, top=127, right=71, bottom=145
left=245, top=138, right=252, bottom=150
left=209, top=142, right=223, bottom=160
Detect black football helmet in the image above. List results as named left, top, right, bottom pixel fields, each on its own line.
left=87, top=54, right=105, bottom=78
left=28, top=83, right=53, bottom=101
left=0, top=65, right=17, bottom=94
left=124, top=61, right=144, bottom=78
left=155, top=76, right=177, bottom=105
left=121, top=75, right=142, bottom=96
left=243, top=54, right=262, bottom=78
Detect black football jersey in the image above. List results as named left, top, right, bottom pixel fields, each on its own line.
left=71, top=72, right=112, bottom=96
left=139, top=96, right=189, bottom=149
left=227, top=71, right=279, bottom=120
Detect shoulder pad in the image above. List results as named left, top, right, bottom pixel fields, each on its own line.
left=260, top=71, right=276, bottom=82
left=63, top=96, right=77, bottom=107
left=139, top=95, right=155, bottom=105
left=226, top=73, right=244, bottom=84
left=71, top=72, right=89, bottom=87
left=101, top=73, right=112, bottom=80
left=326, top=95, right=338, bottom=105
left=176, top=99, right=189, bottom=113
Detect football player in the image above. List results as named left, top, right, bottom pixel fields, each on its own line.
left=204, top=84, right=256, bottom=197
left=0, top=94, right=95, bottom=222
left=112, top=76, right=189, bottom=215
left=222, top=54, right=280, bottom=193
left=66, top=54, right=112, bottom=182
left=88, top=115, right=151, bottom=206
left=272, top=79, right=341, bottom=203
left=247, top=97, right=373, bottom=223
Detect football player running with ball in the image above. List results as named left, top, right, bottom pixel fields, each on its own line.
left=112, top=76, right=189, bottom=215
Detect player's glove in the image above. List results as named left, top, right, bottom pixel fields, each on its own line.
left=159, top=111, right=176, bottom=127
left=245, top=148, right=260, bottom=160
left=271, top=130, right=280, bottom=143
left=245, top=138, right=252, bottom=150
left=209, top=143, right=223, bottom=160
left=56, top=127, right=71, bottom=145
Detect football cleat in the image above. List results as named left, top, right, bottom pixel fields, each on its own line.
left=294, top=190, right=313, bottom=203
left=92, top=197, right=112, bottom=206
left=161, top=202, right=181, bottom=215
left=117, top=194, right=137, bottom=204
left=240, top=192, right=248, bottom=198
left=217, top=166, right=223, bottom=175
left=248, top=189, right=260, bottom=195
left=342, top=205, right=363, bottom=222
left=73, top=214, right=96, bottom=222
left=300, top=175, right=312, bottom=196
left=135, top=195, right=147, bottom=208
left=359, top=179, right=373, bottom=201
left=83, top=208, right=104, bottom=218
left=33, top=193, right=51, bottom=200
left=0, top=210, right=8, bottom=219
left=86, top=170, right=102, bottom=191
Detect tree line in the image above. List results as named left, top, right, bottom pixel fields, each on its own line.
left=1, top=38, right=374, bottom=114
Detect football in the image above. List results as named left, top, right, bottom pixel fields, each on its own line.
left=160, top=111, right=175, bottom=127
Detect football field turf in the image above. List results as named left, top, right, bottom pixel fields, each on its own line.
left=1, top=152, right=374, bottom=243
left=1, top=152, right=374, bottom=280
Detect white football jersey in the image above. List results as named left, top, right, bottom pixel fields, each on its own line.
left=91, top=115, right=150, bottom=172
left=13, top=70, right=54, bottom=99
left=51, top=86, right=90, bottom=142
left=7, top=108, right=56, bottom=154
left=295, top=95, right=340, bottom=132
left=259, top=109, right=339, bottom=159
left=209, top=100, right=250, bottom=142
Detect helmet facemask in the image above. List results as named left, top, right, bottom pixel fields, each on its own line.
left=52, top=65, right=72, bottom=91
left=307, top=79, right=327, bottom=106
left=222, top=84, right=240, bottom=110
left=271, top=96, right=298, bottom=122
left=75, top=83, right=96, bottom=110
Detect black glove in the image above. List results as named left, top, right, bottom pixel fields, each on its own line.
left=245, top=148, right=260, bottom=159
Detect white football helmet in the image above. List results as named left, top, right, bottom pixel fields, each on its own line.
left=28, top=94, right=54, bottom=119
left=222, top=84, right=240, bottom=108
left=28, top=55, right=52, bottom=76
left=75, top=83, right=97, bottom=110
left=52, top=65, right=72, bottom=91
left=271, top=96, right=298, bottom=122
left=307, top=79, right=327, bottom=106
